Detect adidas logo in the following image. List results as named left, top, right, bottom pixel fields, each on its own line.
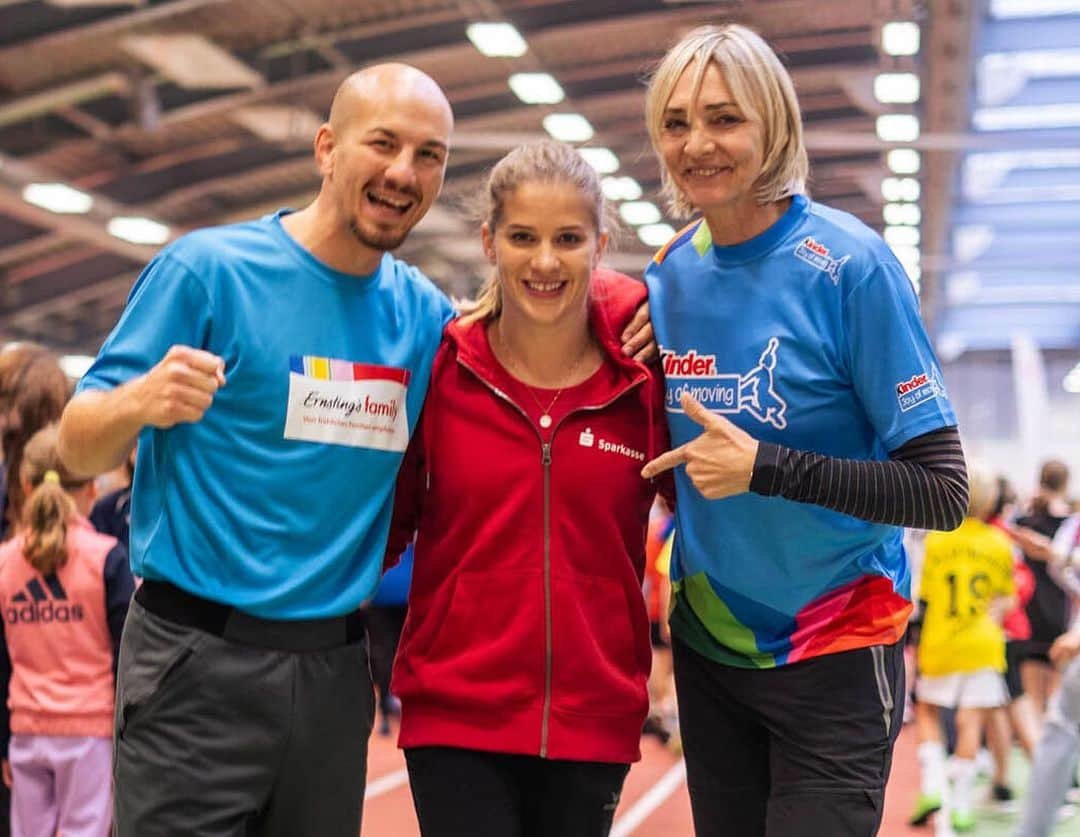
left=4, top=577, right=84, bottom=625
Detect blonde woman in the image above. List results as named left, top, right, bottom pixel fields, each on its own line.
left=639, top=25, right=968, bottom=835
left=387, top=141, right=670, bottom=837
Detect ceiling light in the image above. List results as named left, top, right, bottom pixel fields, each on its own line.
left=601, top=176, right=643, bottom=202
left=1064, top=363, right=1080, bottom=393
left=874, top=73, right=921, bottom=104
left=22, top=183, right=93, bottom=214
left=876, top=114, right=920, bottom=142
left=881, top=177, right=921, bottom=202
left=884, top=225, right=920, bottom=248
left=887, top=148, right=921, bottom=174
left=543, top=113, right=594, bottom=143
left=892, top=245, right=921, bottom=286
left=892, top=245, right=921, bottom=266
left=882, top=22, right=920, bottom=56
left=619, top=201, right=662, bottom=226
left=59, top=355, right=95, bottom=379
left=883, top=203, right=921, bottom=226
left=466, top=22, right=528, bottom=57
left=578, top=147, right=619, bottom=174
left=508, top=73, right=564, bottom=105
left=992, top=0, right=1080, bottom=17
left=637, top=224, right=676, bottom=248
left=108, top=216, right=171, bottom=245
left=974, top=103, right=1080, bottom=131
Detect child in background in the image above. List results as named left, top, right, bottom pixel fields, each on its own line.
left=0, top=425, right=134, bottom=837
left=643, top=501, right=676, bottom=746
left=369, top=543, right=413, bottom=736
left=911, top=462, right=1015, bottom=833
left=986, top=477, right=1039, bottom=806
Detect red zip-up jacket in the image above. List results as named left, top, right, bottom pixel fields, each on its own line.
left=387, top=269, right=670, bottom=764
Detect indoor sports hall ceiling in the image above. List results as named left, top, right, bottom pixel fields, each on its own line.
left=0, top=0, right=1074, bottom=375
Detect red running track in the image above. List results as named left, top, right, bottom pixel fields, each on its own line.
left=360, top=720, right=923, bottom=836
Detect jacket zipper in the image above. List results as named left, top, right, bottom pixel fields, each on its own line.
left=456, top=357, right=647, bottom=757
left=540, top=440, right=552, bottom=757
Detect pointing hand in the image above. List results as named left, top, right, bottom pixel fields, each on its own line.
left=641, top=392, right=759, bottom=500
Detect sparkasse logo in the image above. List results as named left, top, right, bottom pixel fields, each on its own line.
left=5, top=577, right=84, bottom=625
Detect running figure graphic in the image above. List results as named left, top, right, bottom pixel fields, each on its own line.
left=738, top=338, right=786, bottom=429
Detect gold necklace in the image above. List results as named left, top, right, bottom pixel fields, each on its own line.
left=493, top=324, right=593, bottom=429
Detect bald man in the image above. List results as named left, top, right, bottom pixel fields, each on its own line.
left=58, top=64, right=457, bottom=836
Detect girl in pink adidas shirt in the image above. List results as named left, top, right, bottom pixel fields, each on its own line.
left=0, top=424, right=134, bottom=837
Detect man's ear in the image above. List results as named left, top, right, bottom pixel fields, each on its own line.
left=314, top=123, right=335, bottom=177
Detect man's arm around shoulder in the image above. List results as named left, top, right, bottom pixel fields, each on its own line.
left=59, top=345, right=225, bottom=477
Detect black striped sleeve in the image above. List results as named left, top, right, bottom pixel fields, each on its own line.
left=749, top=425, right=968, bottom=531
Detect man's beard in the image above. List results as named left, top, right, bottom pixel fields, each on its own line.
left=349, top=217, right=411, bottom=252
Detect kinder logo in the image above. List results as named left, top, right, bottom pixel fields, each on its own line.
left=662, top=338, right=788, bottom=429
left=578, top=428, right=645, bottom=461
left=895, top=369, right=944, bottom=412
left=793, top=236, right=850, bottom=284
left=896, top=373, right=930, bottom=395
left=661, top=349, right=717, bottom=377
left=4, top=577, right=84, bottom=625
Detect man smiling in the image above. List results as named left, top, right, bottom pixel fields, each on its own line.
left=57, top=64, right=455, bottom=837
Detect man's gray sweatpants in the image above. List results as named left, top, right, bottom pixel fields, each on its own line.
left=113, top=599, right=375, bottom=836
left=1016, top=656, right=1080, bottom=837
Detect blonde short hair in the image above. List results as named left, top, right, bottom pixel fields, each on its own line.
left=644, top=24, right=809, bottom=219
left=966, top=459, right=1000, bottom=521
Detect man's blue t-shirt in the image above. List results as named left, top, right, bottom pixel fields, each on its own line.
left=645, top=195, right=957, bottom=668
left=78, top=211, right=453, bottom=619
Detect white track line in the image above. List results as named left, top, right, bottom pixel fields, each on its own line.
left=610, top=760, right=687, bottom=837
left=365, top=767, right=409, bottom=800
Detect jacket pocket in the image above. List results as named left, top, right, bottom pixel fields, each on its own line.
left=399, top=570, right=545, bottom=711
left=550, top=574, right=648, bottom=718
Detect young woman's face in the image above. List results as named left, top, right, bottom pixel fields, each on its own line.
left=482, top=180, right=607, bottom=329
left=657, top=60, right=767, bottom=218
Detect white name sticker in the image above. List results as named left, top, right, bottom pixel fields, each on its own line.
left=283, top=356, right=410, bottom=452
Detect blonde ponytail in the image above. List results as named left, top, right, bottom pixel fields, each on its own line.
left=22, top=478, right=75, bottom=576
left=18, top=425, right=88, bottom=576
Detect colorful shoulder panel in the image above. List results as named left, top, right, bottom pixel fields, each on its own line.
left=652, top=219, right=708, bottom=266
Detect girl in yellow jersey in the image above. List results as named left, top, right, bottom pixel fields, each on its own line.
left=911, top=462, right=1016, bottom=832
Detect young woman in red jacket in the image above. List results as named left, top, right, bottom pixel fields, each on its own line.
left=386, top=140, right=670, bottom=837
